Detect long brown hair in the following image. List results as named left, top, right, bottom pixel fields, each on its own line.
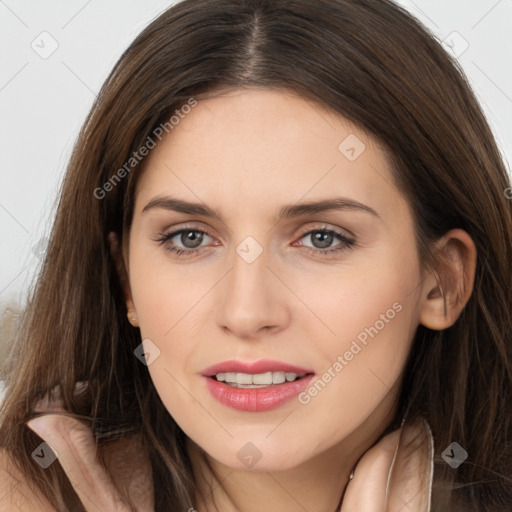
left=1, top=0, right=511, bottom=510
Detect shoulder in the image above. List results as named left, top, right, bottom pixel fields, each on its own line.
left=0, top=448, right=56, bottom=511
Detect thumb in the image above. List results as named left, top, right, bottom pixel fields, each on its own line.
left=339, top=428, right=401, bottom=511
left=339, top=419, right=433, bottom=512
left=27, top=414, right=131, bottom=512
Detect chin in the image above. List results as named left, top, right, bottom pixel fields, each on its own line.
left=203, top=440, right=312, bottom=473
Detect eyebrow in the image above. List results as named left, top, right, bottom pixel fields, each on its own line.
left=141, top=196, right=380, bottom=221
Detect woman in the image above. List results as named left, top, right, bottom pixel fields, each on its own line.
left=1, top=0, right=511, bottom=510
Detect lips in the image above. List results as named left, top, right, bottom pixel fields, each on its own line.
left=200, top=359, right=316, bottom=412
left=201, top=359, right=314, bottom=377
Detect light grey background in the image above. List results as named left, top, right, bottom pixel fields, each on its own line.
left=1, top=0, right=511, bottom=311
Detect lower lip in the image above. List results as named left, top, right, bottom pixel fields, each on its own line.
left=203, top=374, right=315, bottom=412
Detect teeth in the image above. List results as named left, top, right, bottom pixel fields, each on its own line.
left=253, top=372, right=273, bottom=385
left=215, top=371, right=302, bottom=386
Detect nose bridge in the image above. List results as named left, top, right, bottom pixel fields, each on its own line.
left=215, top=235, right=289, bottom=338
left=231, top=236, right=269, bottom=298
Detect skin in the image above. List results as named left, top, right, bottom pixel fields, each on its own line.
left=20, top=87, right=477, bottom=512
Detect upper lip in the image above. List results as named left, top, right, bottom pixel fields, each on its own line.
left=201, top=359, right=315, bottom=377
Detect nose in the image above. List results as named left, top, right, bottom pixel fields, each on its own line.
left=215, top=243, right=290, bottom=340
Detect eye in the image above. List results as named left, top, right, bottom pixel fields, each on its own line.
left=294, top=226, right=356, bottom=256
left=154, top=227, right=215, bottom=256
left=154, top=225, right=356, bottom=258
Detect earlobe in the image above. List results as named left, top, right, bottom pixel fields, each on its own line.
left=419, top=229, right=477, bottom=331
left=126, top=300, right=139, bottom=327
left=108, top=231, right=139, bottom=327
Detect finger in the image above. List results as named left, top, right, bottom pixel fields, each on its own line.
left=26, top=414, right=131, bottom=512
left=32, top=381, right=89, bottom=414
left=340, top=429, right=401, bottom=512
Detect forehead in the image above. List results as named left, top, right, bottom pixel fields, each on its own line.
left=133, top=88, right=405, bottom=224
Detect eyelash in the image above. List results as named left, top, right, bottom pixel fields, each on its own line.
left=154, top=225, right=356, bottom=258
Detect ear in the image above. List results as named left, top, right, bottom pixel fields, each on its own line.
left=108, top=231, right=139, bottom=328
left=419, top=229, right=477, bottom=330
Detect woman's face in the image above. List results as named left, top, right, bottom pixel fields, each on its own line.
left=124, top=88, right=426, bottom=471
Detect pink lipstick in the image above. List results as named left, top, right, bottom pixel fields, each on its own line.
left=201, top=359, right=315, bottom=412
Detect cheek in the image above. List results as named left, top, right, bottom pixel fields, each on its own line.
left=128, top=272, right=208, bottom=428
left=127, top=251, right=216, bottom=416
left=290, top=240, right=420, bottom=358
left=295, top=299, right=414, bottom=451
left=293, top=249, right=421, bottom=438
left=128, top=241, right=212, bottom=340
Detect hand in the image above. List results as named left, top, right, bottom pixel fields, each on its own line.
left=340, top=417, right=433, bottom=511
left=26, top=387, right=154, bottom=512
